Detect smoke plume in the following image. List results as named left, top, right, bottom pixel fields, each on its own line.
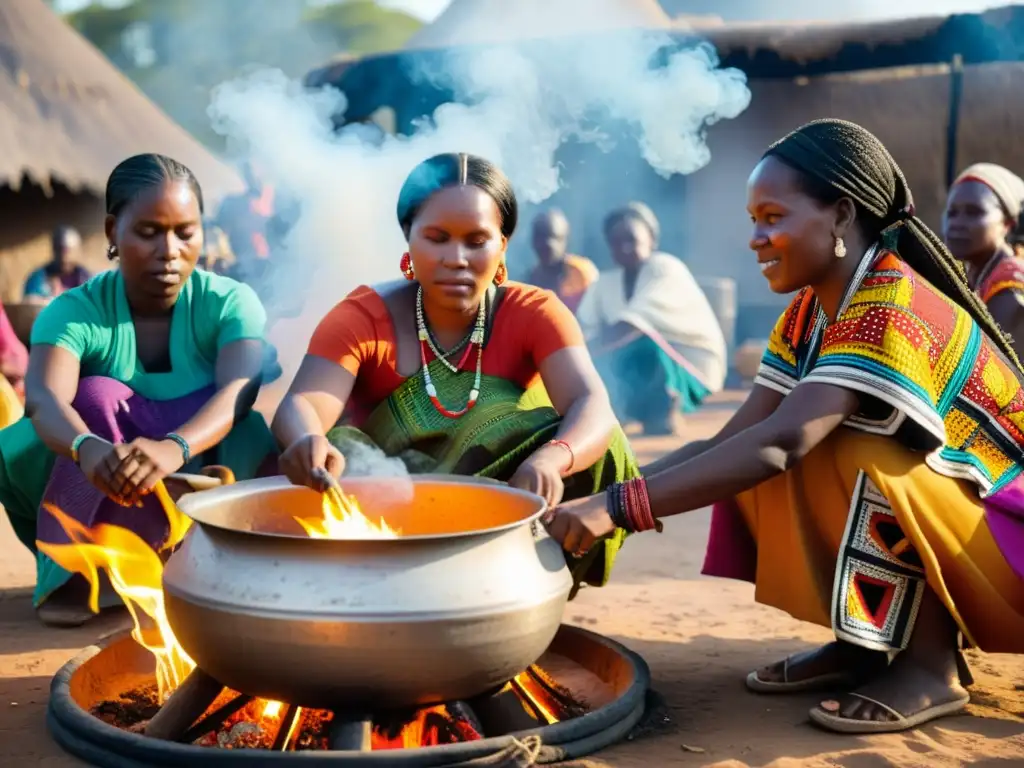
left=206, top=0, right=752, bottom=378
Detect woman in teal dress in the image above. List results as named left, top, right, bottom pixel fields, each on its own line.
left=0, top=154, right=277, bottom=627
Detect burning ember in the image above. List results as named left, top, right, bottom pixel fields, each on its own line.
left=86, top=667, right=587, bottom=751
left=293, top=483, right=400, bottom=539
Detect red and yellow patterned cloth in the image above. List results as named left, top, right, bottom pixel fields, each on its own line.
left=757, top=247, right=1024, bottom=495
left=973, top=251, right=1024, bottom=304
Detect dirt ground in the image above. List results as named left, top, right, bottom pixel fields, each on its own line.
left=1, top=391, right=1022, bottom=766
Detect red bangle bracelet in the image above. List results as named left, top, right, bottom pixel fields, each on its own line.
left=547, top=439, right=575, bottom=475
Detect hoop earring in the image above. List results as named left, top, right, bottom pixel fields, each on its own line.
left=493, top=261, right=507, bottom=286
left=107, top=244, right=118, bottom=260
left=834, top=237, right=847, bottom=259
left=400, top=252, right=415, bottom=281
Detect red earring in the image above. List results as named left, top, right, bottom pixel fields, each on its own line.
left=400, top=252, right=415, bottom=280
left=493, top=261, right=507, bottom=286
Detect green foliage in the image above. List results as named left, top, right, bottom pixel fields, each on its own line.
left=61, top=0, right=422, bottom=149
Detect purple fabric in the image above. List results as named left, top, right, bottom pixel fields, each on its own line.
left=701, top=479, right=1024, bottom=584
left=701, top=499, right=757, bottom=583
left=982, top=476, right=1024, bottom=580
left=35, top=376, right=214, bottom=551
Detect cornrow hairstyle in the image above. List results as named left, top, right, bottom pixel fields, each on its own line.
left=396, top=153, right=518, bottom=240
left=765, top=118, right=1024, bottom=375
left=106, top=153, right=204, bottom=219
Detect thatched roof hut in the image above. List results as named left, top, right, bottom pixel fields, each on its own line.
left=0, top=0, right=242, bottom=302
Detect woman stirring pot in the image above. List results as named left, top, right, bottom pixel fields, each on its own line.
left=273, top=153, right=638, bottom=592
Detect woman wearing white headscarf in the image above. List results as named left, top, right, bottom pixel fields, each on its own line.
left=943, top=162, right=1024, bottom=359
left=576, top=202, right=726, bottom=435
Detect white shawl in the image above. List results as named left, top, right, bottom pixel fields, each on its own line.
left=576, top=252, right=727, bottom=392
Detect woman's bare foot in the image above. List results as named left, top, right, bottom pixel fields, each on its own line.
left=747, top=640, right=887, bottom=693
left=36, top=576, right=96, bottom=628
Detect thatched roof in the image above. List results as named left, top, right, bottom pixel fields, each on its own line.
left=401, top=0, right=671, bottom=50
left=0, top=0, right=242, bottom=198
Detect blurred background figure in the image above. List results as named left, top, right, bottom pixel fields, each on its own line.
left=943, top=162, right=1024, bottom=360
left=22, top=227, right=92, bottom=305
left=527, top=209, right=599, bottom=313
left=215, top=160, right=276, bottom=280
left=577, top=202, right=726, bottom=435
left=200, top=221, right=237, bottom=275
left=0, top=301, right=28, bottom=422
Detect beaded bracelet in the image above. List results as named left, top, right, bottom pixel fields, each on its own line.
left=164, top=432, right=192, bottom=464
left=70, top=433, right=100, bottom=466
left=605, top=478, right=662, bottom=534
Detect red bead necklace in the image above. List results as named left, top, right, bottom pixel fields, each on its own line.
left=416, top=287, right=485, bottom=418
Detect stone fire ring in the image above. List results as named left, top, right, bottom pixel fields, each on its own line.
left=47, top=624, right=650, bottom=767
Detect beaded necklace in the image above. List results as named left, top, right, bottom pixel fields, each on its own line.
left=423, top=323, right=472, bottom=373
left=416, top=286, right=486, bottom=418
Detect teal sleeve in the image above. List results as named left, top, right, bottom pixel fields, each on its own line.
left=215, top=282, right=268, bottom=349
left=28, top=291, right=99, bottom=360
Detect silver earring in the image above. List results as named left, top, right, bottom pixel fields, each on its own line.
left=107, top=244, right=118, bottom=260
left=834, top=237, right=847, bottom=259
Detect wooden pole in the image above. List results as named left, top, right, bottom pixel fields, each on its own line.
left=144, top=668, right=223, bottom=741
left=945, top=53, right=965, bottom=189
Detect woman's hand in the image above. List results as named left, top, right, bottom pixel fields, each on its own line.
left=76, top=438, right=136, bottom=505
left=508, top=447, right=566, bottom=507
left=543, top=493, right=616, bottom=557
left=279, top=433, right=345, bottom=492
left=109, top=437, right=187, bottom=503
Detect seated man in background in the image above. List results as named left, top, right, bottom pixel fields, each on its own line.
left=527, top=209, right=599, bottom=314
left=23, top=227, right=91, bottom=304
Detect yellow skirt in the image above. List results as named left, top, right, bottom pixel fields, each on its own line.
left=0, top=375, right=23, bottom=431
left=705, top=428, right=1024, bottom=654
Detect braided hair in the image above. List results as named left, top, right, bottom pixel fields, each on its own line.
left=765, top=119, right=1024, bottom=374
left=106, top=153, right=204, bottom=219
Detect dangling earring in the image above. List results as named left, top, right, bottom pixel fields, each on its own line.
left=107, top=244, right=118, bottom=260
left=400, top=252, right=415, bottom=280
left=834, top=237, right=847, bottom=259
left=493, top=261, right=507, bottom=286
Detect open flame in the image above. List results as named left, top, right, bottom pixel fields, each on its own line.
left=37, top=497, right=196, bottom=702
left=38, top=480, right=398, bottom=706
left=294, top=484, right=400, bottom=539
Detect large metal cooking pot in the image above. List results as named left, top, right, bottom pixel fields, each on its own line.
left=163, top=475, right=572, bottom=710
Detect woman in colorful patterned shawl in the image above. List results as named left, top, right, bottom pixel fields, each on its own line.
left=943, top=162, right=1024, bottom=360
left=272, top=153, right=637, bottom=594
left=547, top=120, right=1024, bottom=734
left=576, top=202, right=727, bottom=436
left=526, top=209, right=599, bottom=314
left=0, top=154, right=277, bottom=628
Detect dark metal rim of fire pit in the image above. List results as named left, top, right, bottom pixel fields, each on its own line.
left=46, top=625, right=651, bottom=768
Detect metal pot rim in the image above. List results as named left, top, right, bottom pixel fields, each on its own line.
left=175, top=474, right=550, bottom=543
